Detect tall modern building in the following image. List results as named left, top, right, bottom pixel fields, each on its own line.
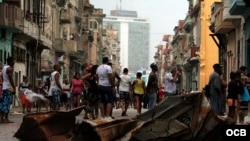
left=103, top=10, right=150, bottom=73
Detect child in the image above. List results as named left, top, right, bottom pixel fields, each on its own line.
left=238, top=75, right=250, bottom=124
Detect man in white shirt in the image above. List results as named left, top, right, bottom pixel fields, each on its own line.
left=96, top=57, right=115, bottom=121
left=164, top=68, right=180, bottom=96
left=119, top=68, right=132, bottom=116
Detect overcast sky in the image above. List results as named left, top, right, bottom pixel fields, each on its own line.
left=90, top=0, right=188, bottom=45
left=90, top=0, right=189, bottom=63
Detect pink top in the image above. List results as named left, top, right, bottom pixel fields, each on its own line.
left=71, top=79, right=84, bottom=94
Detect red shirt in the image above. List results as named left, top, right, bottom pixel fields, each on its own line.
left=71, top=79, right=84, bottom=94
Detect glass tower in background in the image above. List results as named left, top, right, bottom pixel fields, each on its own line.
left=103, top=10, right=150, bottom=73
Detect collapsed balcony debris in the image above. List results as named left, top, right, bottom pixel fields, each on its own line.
left=14, top=91, right=229, bottom=141
left=14, top=106, right=85, bottom=141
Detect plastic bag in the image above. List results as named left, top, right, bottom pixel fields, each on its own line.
left=24, top=89, right=47, bottom=102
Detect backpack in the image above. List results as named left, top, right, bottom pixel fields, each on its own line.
left=204, top=73, right=216, bottom=98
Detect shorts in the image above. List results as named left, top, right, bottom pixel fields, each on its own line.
left=52, top=88, right=61, bottom=107
left=119, top=91, right=130, bottom=104
left=97, top=85, right=113, bottom=104
left=72, top=93, right=81, bottom=97
left=134, top=93, right=144, bottom=101
left=0, top=89, right=13, bottom=113
left=20, top=93, right=26, bottom=105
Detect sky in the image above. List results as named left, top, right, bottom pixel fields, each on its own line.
left=90, top=0, right=189, bottom=62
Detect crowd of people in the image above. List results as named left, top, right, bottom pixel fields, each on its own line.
left=207, top=64, right=250, bottom=124
left=1, top=56, right=249, bottom=124
left=0, top=56, right=162, bottom=123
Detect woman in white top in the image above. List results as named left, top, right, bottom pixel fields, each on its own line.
left=49, top=65, right=63, bottom=111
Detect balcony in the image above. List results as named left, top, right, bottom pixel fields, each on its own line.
left=75, top=15, right=82, bottom=23
left=190, top=46, right=197, bottom=58
left=92, top=8, right=105, bottom=17
left=64, top=40, right=77, bottom=53
left=183, top=15, right=193, bottom=33
left=0, top=3, right=8, bottom=26
left=53, top=38, right=65, bottom=54
left=60, top=9, right=70, bottom=24
left=40, top=32, right=52, bottom=49
left=186, top=46, right=199, bottom=63
left=8, top=5, right=23, bottom=31
left=0, top=3, right=23, bottom=31
left=230, top=0, right=246, bottom=15
left=23, top=19, right=39, bottom=39
left=214, top=6, right=234, bottom=33
left=223, top=0, right=242, bottom=21
left=69, top=50, right=84, bottom=61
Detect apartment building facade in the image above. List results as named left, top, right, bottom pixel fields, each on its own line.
left=0, top=0, right=105, bottom=106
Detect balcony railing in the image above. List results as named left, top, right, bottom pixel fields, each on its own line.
left=53, top=38, right=64, bottom=53
left=60, top=9, right=71, bottom=24
left=92, top=8, right=105, bottom=17
left=39, top=32, right=52, bottom=49
left=8, top=5, right=23, bottom=30
left=23, top=19, right=39, bottom=39
left=0, top=3, right=23, bottom=31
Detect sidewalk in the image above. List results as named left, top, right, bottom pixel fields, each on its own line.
left=0, top=107, right=23, bottom=141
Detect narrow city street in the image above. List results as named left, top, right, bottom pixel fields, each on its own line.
left=1, top=0, right=250, bottom=140
left=0, top=106, right=148, bottom=141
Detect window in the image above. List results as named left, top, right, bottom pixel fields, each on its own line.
left=111, top=44, right=116, bottom=48
left=89, top=20, right=98, bottom=30
left=13, top=47, right=26, bottom=62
